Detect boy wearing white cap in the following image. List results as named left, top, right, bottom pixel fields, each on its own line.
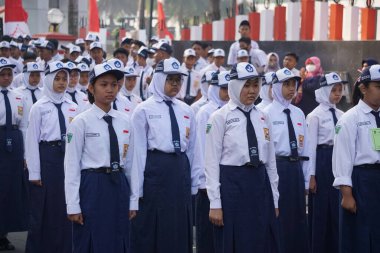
left=83, top=33, right=99, bottom=58
left=178, top=48, right=201, bottom=105
left=200, top=48, right=226, bottom=77
left=133, top=47, right=154, bottom=101
left=77, top=62, right=90, bottom=94
left=237, top=49, right=249, bottom=63
left=36, top=40, right=55, bottom=68
left=89, top=42, right=105, bottom=69
left=69, top=46, right=82, bottom=62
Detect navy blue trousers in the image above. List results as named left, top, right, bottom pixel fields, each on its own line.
left=0, top=128, right=28, bottom=234
left=195, top=190, right=214, bottom=253
left=72, top=170, right=131, bottom=253
left=339, top=165, right=380, bottom=253
left=277, top=160, right=309, bottom=253
left=213, top=164, right=278, bottom=253
left=25, top=143, right=71, bottom=253
left=309, top=146, right=339, bottom=253
left=131, top=150, right=192, bottom=253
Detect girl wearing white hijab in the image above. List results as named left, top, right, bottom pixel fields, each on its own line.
left=64, top=61, right=88, bottom=112
left=194, top=71, right=230, bottom=253
left=25, top=61, right=79, bottom=253
left=120, top=66, right=142, bottom=115
left=130, top=58, right=199, bottom=253
left=14, top=62, right=44, bottom=125
left=205, top=62, right=279, bottom=252
left=263, top=67, right=310, bottom=253
left=191, top=70, right=214, bottom=115
left=257, top=71, right=275, bottom=110
left=306, top=72, right=345, bottom=253
left=264, top=52, right=280, bottom=73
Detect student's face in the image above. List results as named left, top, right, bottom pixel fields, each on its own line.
left=283, top=56, right=297, bottom=70
left=53, top=71, right=68, bottom=93
left=0, top=68, right=13, bottom=87
left=10, top=47, right=21, bottom=58
left=0, top=48, right=10, bottom=58
left=237, top=56, right=249, bottom=63
left=39, top=48, right=53, bottom=61
left=239, top=42, right=251, bottom=51
left=154, top=50, right=164, bottom=63
left=360, top=81, right=380, bottom=109
left=69, top=52, right=80, bottom=62
left=281, top=79, right=297, bottom=100
left=131, top=44, right=140, bottom=58
left=219, top=87, right=229, bottom=101
left=69, top=70, right=79, bottom=87
left=85, top=41, right=91, bottom=51
left=29, top=72, right=41, bottom=86
left=121, top=43, right=131, bottom=52
left=239, top=25, right=251, bottom=37
left=329, top=83, right=343, bottom=104
left=164, top=74, right=182, bottom=97
left=214, top=56, right=225, bottom=67
left=184, top=55, right=196, bottom=67
left=89, top=74, right=119, bottom=105
left=192, top=44, right=202, bottom=58
left=240, top=78, right=260, bottom=105
left=269, top=55, right=278, bottom=67
left=136, top=55, right=146, bottom=66
left=125, top=76, right=137, bottom=91
left=79, top=72, right=89, bottom=86
left=90, top=48, right=103, bottom=64
left=115, top=53, right=128, bottom=67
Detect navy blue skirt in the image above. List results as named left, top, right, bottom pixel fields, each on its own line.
left=130, top=150, right=192, bottom=253
left=276, top=159, right=309, bottom=253
left=339, top=165, right=380, bottom=253
left=0, top=128, right=28, bottom=234
left=72, top=170, right=131, bottom=253
left=310, top=146, right=338, bottom=253
left=25, top=143, right=71, bottom=253
left=195, top=190, right=214, bottom=253
left=213, top=164, right=278, bottom=253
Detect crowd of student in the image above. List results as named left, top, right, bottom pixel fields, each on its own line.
left=0, top=19, right=379, bottom=253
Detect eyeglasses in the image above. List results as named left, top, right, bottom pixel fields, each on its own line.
left=166, top=76, right=183, bottom=86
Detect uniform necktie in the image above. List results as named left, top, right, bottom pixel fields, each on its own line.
left=283, top=108, right=299, bottom=157
left=139, top=71, right=145, bottom=101
left=54, top=103, right=66, bottom=153
left=370, top=111, right=380, bottom=128
left=237, top=107, right=260, bottom=166
left=80, top=89, right=87, bottom=95
left=2, top=90, right=13, bottom=152
left=329, top=108, right=338, bottom=126
left=186, top=70, right=191, bottom=97
left=126, top=95, right=131, bottom=101
left=164, top=100, right=181, bottom=154
left=103, top=115, right=120, bottom=168
left=28, top=88, right=37, bottom=104
left=67, top=91, right=77, bottom=104
left=113, top=99, right=118, bottom=110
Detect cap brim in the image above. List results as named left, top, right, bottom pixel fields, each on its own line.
left=97, top=69, right=125, bottom=82
left=0, top=65, right=16, bottom=70
left=165, top=71, right=188, bottom=76
left=220, top=83, right=228, bottom=88
left=49, top=67, right=70, bottom=74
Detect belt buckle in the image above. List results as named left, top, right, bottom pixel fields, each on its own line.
left=106, top=167, right=112, bottom=174
left=289, top=156, right=298, bottom=162
left=57, top=141, right=62, bottom=146
left=110, top=162, right=120, bottom=173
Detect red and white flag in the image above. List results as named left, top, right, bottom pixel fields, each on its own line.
left=4, top=0, right=30, bottom=36
left=88, top=0, right=100, bottom=33
left=157, top=0, right=174, bottom=40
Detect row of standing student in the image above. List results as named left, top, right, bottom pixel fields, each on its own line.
left=1, top=54, right=380, bottom=253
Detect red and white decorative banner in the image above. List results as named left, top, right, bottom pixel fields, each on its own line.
left=212, top=20, right=225, bottom=41
left=286, top=2, right=300, bottom=41
left=343, top=5, right=359, bottom=40
left=88, top=0, right=100, bottom=33
left=157, top=0, right=174, bottom=39
left=260, top=9, right=274, bottom=41
left=313, top=1, right=328, bottom=40
left=4, top=0, right=30, bottom=36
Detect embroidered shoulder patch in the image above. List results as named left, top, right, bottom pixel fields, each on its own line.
left=206, top=124, right=212, bottom=134
left=335, top=125, right=342, bottom=134
left=67, top=133, right=73, bottom=143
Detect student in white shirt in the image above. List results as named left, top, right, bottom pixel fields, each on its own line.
left=25, top=61, right=79, bottom=253
left=206, top=62, right=279, bottom=252
left=77, top=62, right=90, bottom=94
left=333, top=65, right=380, bottom=253
left=120, top=66, right=142, bottom=115
left=64, top=62, right=88, bottom=112
left=191, top=70, right=215, bottom=115
left=307, top=72, right=345, bottom=253
left=200, top=49, right=226, bottom=77
left=178, top=48, right=201, bottom=105
left=130, top=58, right=199, bottom=253
left=14, top=62, right=44, bottom=125
left=194, top=71, right=230, bottom=253
left=192, top=41, right=208, bottom=72
left=257, top=72, right=274, bottom=110
left=0, top=58, right=28, bottom=251
left=64, top=62, right=138, bottom=253
left=133, top=47, right=154, bottom=101
left=263, top=68, right=309, bottom=253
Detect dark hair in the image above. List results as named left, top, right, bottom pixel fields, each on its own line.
left=113, top=47, right=129, bottom=58
left=48, top=39, right=59, bottom=50
left=352, top=80, right=368, bottom=106
left=23, top=52, right=37, bottom=61
left=239, top=20, right=250, bottom=28
left=285, top=52, right=299, bottom=62
left=87, top=88, right=95, bottom=104
left=0, top=35, right=12, bottom=42
left=362, top=58, right=378, bottom=67
left=131, top=40, right=145, bottom=48
left=201, top=42, right=209, bottom=50
left=238, top=37, right=251, bottom=45
left=192, top=41, right=204, bottom=48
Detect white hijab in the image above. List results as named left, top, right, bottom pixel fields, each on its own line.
left=315, top=84, right=336, bottom=108
left=43, top=70, right=69, bottom=104
left=228, top=79, right=256, bottom=112
left=22, top=72, right=39, bottom=90
left=208, top=85, right=227, bottom=108
left=200, top=80, right=209, bottom=99
left=150, top=72, right=175, bottom=101
left=272, top=80, right=298, bottom=108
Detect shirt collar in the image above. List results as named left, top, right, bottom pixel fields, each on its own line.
left=358, top=99, right=379, bottom=114
left=92, top=103, right=119, bottom=119
left=272, top=99, right=286, bottom=111
left=319, top=103, right=336, bottom=112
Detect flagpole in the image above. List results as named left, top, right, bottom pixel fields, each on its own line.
left=148, top=0, right=154, bottom=40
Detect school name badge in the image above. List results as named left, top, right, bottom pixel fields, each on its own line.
left=370, top=128, right=380, bottom=151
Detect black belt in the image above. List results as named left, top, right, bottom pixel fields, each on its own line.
left=149, top=149, right=185, bottom=155
left=317, top=144, right=333, bottom=149
left=355, top=164, right=380, bottom=170
left=199, top=189, right=207, bottom=194
left=244, top=161, right=264, bottom=168
left=40, top=140, right=63, bottom=147
left=82, top=166, right=122, bottom=174
left=0, top=125, right=18, bottom=130
left=276, top=156, right=309, bottom=162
